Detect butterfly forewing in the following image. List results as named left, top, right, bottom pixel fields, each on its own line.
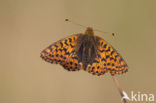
left=40, top=34, right=82, bottom=71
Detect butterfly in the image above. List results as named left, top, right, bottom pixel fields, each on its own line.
left=40, top=27, right=128, bottom=76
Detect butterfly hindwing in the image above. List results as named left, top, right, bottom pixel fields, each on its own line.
left=40, top=34, right=82, bottom=71
left=86, top=36, right=128, bottom=76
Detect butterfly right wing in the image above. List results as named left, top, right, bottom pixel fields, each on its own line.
left=86, top=35, right=128, bottom=76
left=40, top=34, right=83, bottom=71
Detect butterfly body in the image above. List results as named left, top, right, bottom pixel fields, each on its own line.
left=40, top=27, right=128, bottom=76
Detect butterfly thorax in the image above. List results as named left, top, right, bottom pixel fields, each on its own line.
left=85, top=27, right=94, bottom=37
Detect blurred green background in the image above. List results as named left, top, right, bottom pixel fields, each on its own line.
left=0, top=0, right=156, bottom=103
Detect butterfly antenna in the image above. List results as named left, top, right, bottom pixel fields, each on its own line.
left=65, top=19, right=86, bottom=28
left=94, top=28, right=116, bottom=37
left=65, top=19, right=115, bottom=37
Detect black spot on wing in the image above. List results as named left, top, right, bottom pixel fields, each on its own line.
left=70, top=44, right=74, bottom=48
left=99, top=49, right=105, bottom=52
left=60, top=42, right=63, bottom=47
left=72, top=57, right=78, bottom=60
left=65, top=52, right=70, bottom=55
left=60, top=55, right=63, bottom=58
left=106, top=47, right=110, bottom=52
left=101, top=58, right=106, bottom=61
left=111, top=51, right=115, bottom=55
left=59, top=48, right=63, bottom=52
left=54, top=44, right=58, bottom=48
left=103, top=44, right=107, bottom=48
left=106, top=55, right=110, bottom=59
left=64, top=40, right=68, bottom=46
left=69, top=38, right=72, bottom=42
left=63, top=48, right=67, bottom=52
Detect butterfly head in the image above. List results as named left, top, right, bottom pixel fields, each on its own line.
left=85, top=27, right=94, bottom=37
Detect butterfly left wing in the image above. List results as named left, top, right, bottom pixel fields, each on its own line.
left=86, top=35, right=128, bottom=76
left=40, top=34, right=82, bottom=71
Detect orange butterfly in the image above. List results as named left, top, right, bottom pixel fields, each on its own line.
left=40, top=27, right=128, bottom=76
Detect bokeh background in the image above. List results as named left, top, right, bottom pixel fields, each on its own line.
left=1, top=0, right=156, bottom=103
